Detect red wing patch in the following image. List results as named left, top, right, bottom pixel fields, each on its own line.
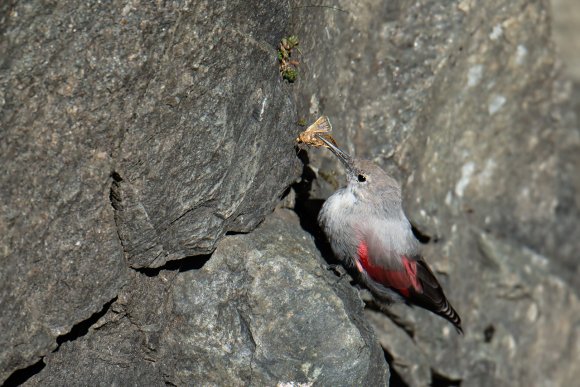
left=402, top=256, right=422, bottom=291
left=357, top=241, right=423, bottom=294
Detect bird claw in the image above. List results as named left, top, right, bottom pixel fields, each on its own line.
left=322, top=263, right=347, bottom=278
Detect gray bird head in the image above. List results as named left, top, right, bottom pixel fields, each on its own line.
left=317, top=135, right=401, bottom=207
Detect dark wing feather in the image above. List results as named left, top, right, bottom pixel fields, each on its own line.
left=408, top=258, right=463, bottom=333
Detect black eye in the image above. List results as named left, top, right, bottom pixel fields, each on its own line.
left=357, top=174, right=366, bottom=182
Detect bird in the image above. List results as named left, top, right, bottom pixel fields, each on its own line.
left=316, top=134, right=462, bottom=333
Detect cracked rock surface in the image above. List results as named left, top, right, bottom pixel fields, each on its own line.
left=27, top=209, right=389, bottom=386
left=1, top=0, right=300, bottom=382
left=2, top=0, right=580, bottom=385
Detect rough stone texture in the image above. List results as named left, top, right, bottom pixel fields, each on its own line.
left=368, top=231, right=580, bottom=386
left=3, top=0, right=580, bottom=385
left=290, top=0, right=580, bottom=385
left=0, top=0, right=300, bottom=383
left=552, top=0, right=580, bottom=81
left=293, top=0, right=580, bottom=282
left=28, top=210, right=389, bottom=386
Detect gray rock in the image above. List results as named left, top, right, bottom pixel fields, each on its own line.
left=365, top=309, right=431, bottom=387
left=3, top=0, right=580, bottom=384
left=552, top=0, right=580, bottom=81
left=0, top=0, right=300, bottom=382
left=109, top=1, right=301, bottom=266
left=289, top=0, right=580, bottom=385
left=29, top=209, right=389, bottom=386
left=293, top=0, right=580, bottom=282
left=367, top=231, right=580, bottom=386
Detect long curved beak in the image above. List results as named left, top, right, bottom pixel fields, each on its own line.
left=316, top=134, right=354, bottom=172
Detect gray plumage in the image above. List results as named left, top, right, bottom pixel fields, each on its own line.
left=317, top=135, right=462, bottom=332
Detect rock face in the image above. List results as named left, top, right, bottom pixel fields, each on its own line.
left=2, top=0, right=580, bottom=385
left=0, top=0, right=301, bottom=382
left=291, top=0, right=580, bottom=385
left=26, top=209, right=389, bottom=386
left=292, top=0, right=580, bottom=278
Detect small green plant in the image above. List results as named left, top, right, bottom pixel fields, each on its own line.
left=282, top=68, right=298, bottom=82
left=278, top=35, right=300, bottom=83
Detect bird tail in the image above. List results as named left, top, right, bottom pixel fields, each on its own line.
left=408, top=259, right=463, bottom=333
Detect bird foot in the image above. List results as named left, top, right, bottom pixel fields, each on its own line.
left=322, top=263, right=347, bottom=278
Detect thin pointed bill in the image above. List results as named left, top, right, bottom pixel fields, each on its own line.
left=316, top=134, right=355, bottom=172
